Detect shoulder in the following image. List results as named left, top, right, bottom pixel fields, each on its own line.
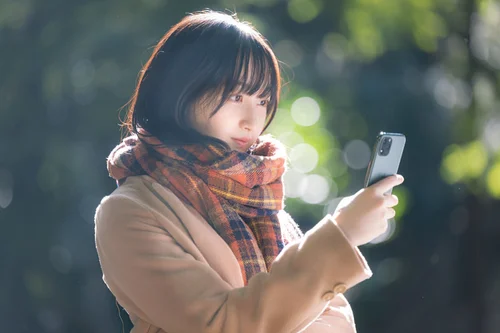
left=95, top=175, right=158, bottom=225
left=99, top=175, right=149, bottom=205
left=95, top=175, right=196, bottom=229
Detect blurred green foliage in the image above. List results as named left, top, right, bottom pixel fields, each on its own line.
left=1, top=0, right=500, bottom=332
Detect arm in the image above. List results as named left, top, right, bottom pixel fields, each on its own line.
left=301, top=295, right=357, bottom=333
left=95, top=195, right=372, bottom=333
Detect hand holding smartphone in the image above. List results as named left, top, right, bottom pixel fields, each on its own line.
left=364, top=132, right=406, bottom=194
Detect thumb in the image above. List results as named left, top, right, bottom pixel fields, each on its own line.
left=372, top=174, right=404, bottom=194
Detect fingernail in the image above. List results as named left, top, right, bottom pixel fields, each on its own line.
left=396, top=174, right=404, bottom=181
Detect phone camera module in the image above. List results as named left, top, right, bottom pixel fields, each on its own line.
left=378, top=137, right=392, bottom=156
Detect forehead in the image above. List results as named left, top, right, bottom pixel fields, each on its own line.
left=233, top=56, right=273, bottom=97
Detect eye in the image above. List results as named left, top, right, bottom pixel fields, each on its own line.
left=259, top=100, right=269, bottom=107
left=229, top=94, right=243, bottom=102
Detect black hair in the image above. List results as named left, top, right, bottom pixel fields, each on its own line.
left=123, top=11, right=281, bottom=146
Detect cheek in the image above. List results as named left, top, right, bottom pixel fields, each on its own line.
left=257, top=109, right=269, bottom=127
left=196, top=111, right=231, bottom=138
left=211, top=106, right=237, bottom=125
left=197, top=119, right=218, bottom=137
left=190, top=110, right=212, bottom=136
left=210, top=112, right=235, bottom=132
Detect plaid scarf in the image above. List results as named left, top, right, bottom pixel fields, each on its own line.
left=107, top=130, right=302, bottom=285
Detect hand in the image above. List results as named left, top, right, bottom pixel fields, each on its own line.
left=333, top=174, right=404, bottom=247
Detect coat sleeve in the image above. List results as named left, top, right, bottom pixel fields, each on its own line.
left=302, top=295, right=358, bottom=333
left=94, top=195, right=372, bottom=333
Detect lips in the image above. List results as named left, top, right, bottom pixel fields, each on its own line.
left=232, top=137, right=250, bottom=147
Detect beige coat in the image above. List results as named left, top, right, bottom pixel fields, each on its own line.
left=94, top=175, right=373, bottom=333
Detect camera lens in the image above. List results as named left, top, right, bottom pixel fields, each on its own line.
left=378, top=137, right=392, bottom=156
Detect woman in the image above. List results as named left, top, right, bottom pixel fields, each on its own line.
left=95, top=10, right=404, bottom=333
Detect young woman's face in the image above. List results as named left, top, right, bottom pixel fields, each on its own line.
left=191, top=92, right=270, bottom=152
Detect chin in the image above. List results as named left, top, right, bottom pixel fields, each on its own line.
left=231, top=145, right=248, bottom=153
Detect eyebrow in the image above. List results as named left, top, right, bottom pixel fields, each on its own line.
left=232, top=84, right=269, bottom=96
left=234, top=70, right=273, bottom=98
left=233, top=91, right=271, bottom=99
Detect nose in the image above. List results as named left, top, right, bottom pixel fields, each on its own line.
left=242, top=118, right=253, bottom=131
left=240, top=104, right=257, bottom=132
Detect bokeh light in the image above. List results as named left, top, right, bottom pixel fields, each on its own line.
left=375, top=257, right=404, bottom=286
left=441, top=141, right=489, bottom=183
left=300, top=174, right=330, bottom=204
left=289, top=143, right=319, bottom=173
left=0, top=169, right=13, bottom=209
left=283, top=168, right=306, bottom=199
left=474, top=74, right=496, bottom=111
left=24, top=270, right=52, bottom=300
left=482, top=116, right=500, bottom=153
left=343, top=139, right=371, bottom=170
left=274, top=40, right=304, bottom=68
left=278, top=131, right=304, bottom=149
left=433, top=76, right=472, bottom=110
left=290, top=97, right=321, bottom=127
left=345, top=7, right=384, bottom=59
left=287, top=0, right=323, bottom=23
left=486, top=162, right=500, bottom=198
left=268, top=107, right=297, bottom=135
left=322, top=33, right=348, bottom=63
left=327, top=148, right=349, bottom=178
left=471, top=1, right=500, bottom=70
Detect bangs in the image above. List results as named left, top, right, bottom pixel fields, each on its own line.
left=129, top=11, right=282, bottom=145
left=232, top=41, right=276, bottom=99
left=206, top=31, right=280, bottom=119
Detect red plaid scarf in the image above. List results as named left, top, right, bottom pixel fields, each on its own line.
left=107, top=130, right=302, bottom=284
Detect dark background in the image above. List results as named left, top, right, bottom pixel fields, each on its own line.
left=1, top=0, right=500, bottom=332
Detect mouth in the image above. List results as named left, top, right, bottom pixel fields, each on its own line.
left=231, top=137, right=250, bottom=148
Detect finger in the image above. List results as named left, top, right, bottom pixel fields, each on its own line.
left=384, top=194, right=399, bottom=207
left=372, top=174, right=404, bottom=194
